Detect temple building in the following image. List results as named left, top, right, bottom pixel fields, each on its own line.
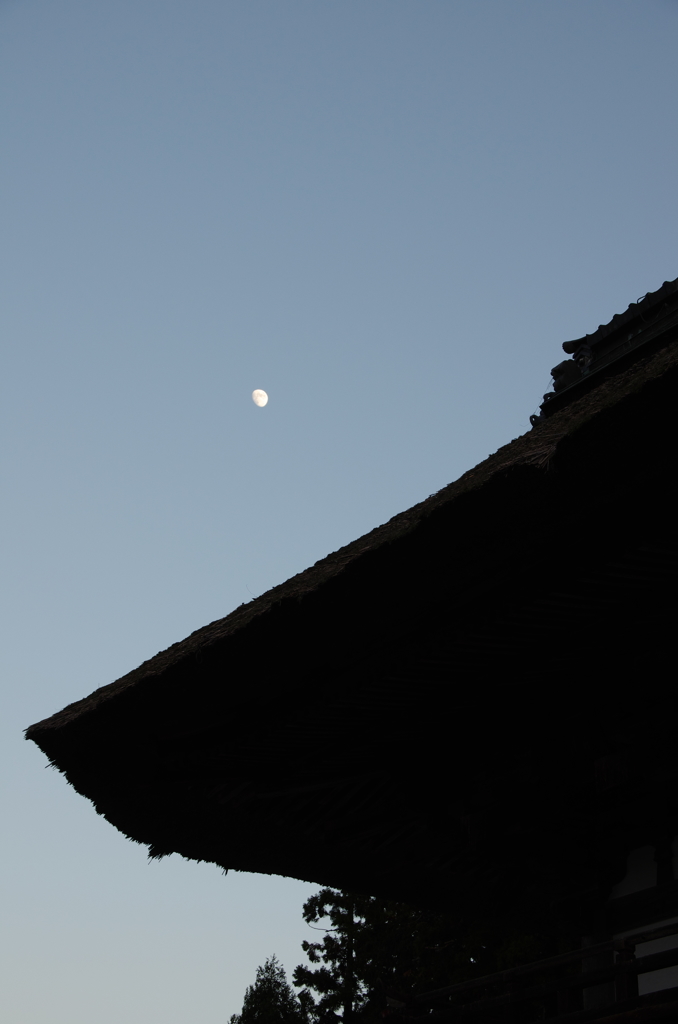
left=27, top=278, right=678, bottom=1023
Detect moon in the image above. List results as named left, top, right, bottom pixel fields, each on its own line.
left=252, top=389, right=268, bottom=407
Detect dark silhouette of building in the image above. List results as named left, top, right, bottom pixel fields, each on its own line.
left=27, top=279, right=678, bottom=1022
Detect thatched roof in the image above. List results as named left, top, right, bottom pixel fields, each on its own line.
left=27, top=309, right=678, bottom=932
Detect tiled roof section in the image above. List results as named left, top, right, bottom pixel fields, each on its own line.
left=563, top=275, right=678, bottom=351
left=535, top=275, right=678, bottom=424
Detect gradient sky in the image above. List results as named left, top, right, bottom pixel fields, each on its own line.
left=2, top=2, right=677, bottom=1022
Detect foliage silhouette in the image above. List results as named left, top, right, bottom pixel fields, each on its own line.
left=292, top=889, right=501, bottom=1023
left=230, top=955, right=311, bottom=1024
left=232, top=893, right=573, bottom=1023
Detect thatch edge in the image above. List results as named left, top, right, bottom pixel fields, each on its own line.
left=25, top=339, right=678, bottom=742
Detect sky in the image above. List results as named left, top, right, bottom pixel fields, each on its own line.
left=1, top=1, right=677, bottom=1021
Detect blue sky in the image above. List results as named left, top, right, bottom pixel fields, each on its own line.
left=1, top=1, right=677, bottom=1021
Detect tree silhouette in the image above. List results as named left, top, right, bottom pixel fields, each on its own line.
left=293, top=888, right=561, bottom=1023
left=293, top=890, right=364, bottom=1023
left=230, top=955, right=310, bottom=1024
left=232, top=894, right=571, bottom=1024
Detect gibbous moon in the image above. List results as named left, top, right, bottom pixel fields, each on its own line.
left=252, top=389, right=268, bottom=407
